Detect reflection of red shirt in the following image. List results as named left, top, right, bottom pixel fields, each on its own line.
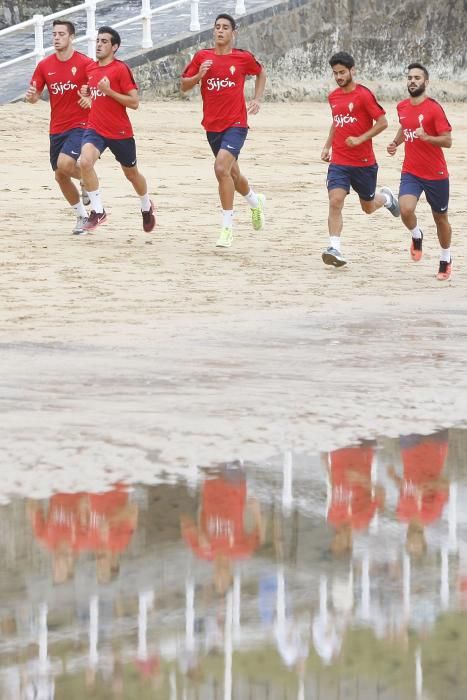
left=32, top=493, right=84, bottom=551
left=81, top=488, right=135, bottom=552
left=182, top=478, right=260, bottom=560
left=397, top=438, right=448, bottom=525
left=327, top=446, right=381, bottom=529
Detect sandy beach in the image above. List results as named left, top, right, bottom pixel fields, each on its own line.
left=1, top=99, right=467, bottom=499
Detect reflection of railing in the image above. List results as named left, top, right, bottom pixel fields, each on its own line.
left=0, top=0, right=248, bottom=72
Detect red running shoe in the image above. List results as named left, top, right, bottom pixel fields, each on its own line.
left=436, top=259, right=452, bottom=281
left=410, top=232, right=423, bottom=262
left=83, top=210, right=107, bottom=231
left=142, top=200, right=156, bottom=233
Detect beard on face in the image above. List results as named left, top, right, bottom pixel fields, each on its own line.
left=408, top=83, right=426, bottom=97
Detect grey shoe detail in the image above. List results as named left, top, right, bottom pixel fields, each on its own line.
left=72, top=215, right=89, bottom=235
left=381, top=186, right=400, bottom=217
left=322, top=246, right=347, bottom=267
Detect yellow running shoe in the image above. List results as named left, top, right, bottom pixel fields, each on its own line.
left=251, top=193, right=266, bottom=231
left=216, top=227, right=233, bottom=248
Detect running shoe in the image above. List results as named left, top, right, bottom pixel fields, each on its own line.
left=436, top=259, right=452, bottom=281
left=216, top=227, right=233, bottom=248
left=83, top=210, right=107, bottom=231
left=410, top=231, right=423, bottom=262
left=322, top=246, right=347, bottom=267
left=380, top=186, right=400, bottom=217
left=72, top=215, right=89, bottom=235
left=142, top=200, right=156, bottom=233
left=251, top=193, right=266, bottom=231
left=80, top=182, right=90, bottom=206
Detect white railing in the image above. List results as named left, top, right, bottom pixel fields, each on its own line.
left=0, top=0, right=248, bottom=73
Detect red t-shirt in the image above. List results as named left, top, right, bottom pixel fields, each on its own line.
left=31, top=51, right=92, bottom=134
left=182, top=477, right=260, bottom=560
left=397, top=97, right=451, bottom=179
left=328, top=84, right=385, bottom=166
left=182, top=48, right=263, bottom=132
left=86, top=59, right=137, bottom=139
left=327, top=446, right=381, bottom=530
left=396, top=437, right=449, bottom=525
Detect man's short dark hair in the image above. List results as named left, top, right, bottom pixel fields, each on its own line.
left=98, top=25, right=121, bottom=48
left=214, top=13, right=236, bottom=30
left=329, top=52, right=355, bottom=69
left=407, top=62, right=429, bottom=80
left=52, top=19, right=75, bottom=35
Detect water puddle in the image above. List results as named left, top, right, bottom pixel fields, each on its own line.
left=1, top=428, right=466, bottom=698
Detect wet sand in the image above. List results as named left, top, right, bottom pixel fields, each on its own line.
left=1, top=100, right=467, bottom=499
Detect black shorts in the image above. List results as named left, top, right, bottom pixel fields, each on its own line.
left=82, top=128, right=137, bottom=167
left=49, top=127, right=85, bottom=171
left=206, top=126, right=248, bottom=159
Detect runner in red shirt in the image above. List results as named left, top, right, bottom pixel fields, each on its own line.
left=387, top=63, right=453, bottom=280
left=25, top=20, right=92, bottom=234
left=80, top=26, right=156, bottom=233
left=181, top=463, right=264, bottom=593
left=387, top=431, right=449, bottom=558
left=28, top=492, right=86, bottom=583
left=324, top=445, right=385, bottom=555
left=321, top=52, right=400, bottom=268
left=181, top=14, right=267, bottom=248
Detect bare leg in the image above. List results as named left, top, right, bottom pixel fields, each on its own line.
left=121, top=164, right=148, bottom=196
left=214, top=149, right=237, bottom=209
left=328, top=188, right=347, bottom=235
left=55, top=153, right=81, bottom=205
left=230, top=160, right=250, bottom=196
left=399, top=194, right=419, bottom=231
left=432, top=210, right=452, bottom=249
left=360, top=192, right=386, bottom=214
left=79, top=143, right=101, bottom=192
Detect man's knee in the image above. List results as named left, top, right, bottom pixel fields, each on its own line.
left=56, top=157, right=75, bottom=178
left=122, top=165, right=138, bottom=182
left=328, top=191, right=346, bottom=211
left=214, top=160, right=231, bottom=180
left=400, top=202, right=415, bottom=220
left=360, top=199, right=375, bottom=214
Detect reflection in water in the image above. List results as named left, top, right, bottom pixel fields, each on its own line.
left=0, top=430, right=466, bottom=697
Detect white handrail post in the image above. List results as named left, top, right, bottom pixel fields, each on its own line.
left=141, top=0, right=153, bottom=49
left=235, top=0, right=246, bottom=16
left=33, top=15, right=45, bottom=65
left=85, top=0, right=97, bottom=59
left=190, top=0, right=200, bottom=31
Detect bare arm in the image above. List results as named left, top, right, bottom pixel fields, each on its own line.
left=25, top=80, right=42, bottom=104
left=321, top=123, right=336, bottom=161
left=180, top=59, right=213, bottom=93
left=346, top=114, right=387, bottom=148
left=415, top=128, right=452, bottom=148
left=387, top=126, right=404, bottom=155
left=98, top=77, right=139, bottom=109
left=247, top=68, right=267, bottom=114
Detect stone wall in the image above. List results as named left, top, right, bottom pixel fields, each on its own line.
left=1, top=0, right=75, bottom=28
left=128, top=0, right=467, bottom=101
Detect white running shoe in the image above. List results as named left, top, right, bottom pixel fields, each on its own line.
left=72, top=215, right=89, bottom=235
left=380, top=186, right=400, bottom=217
left=322, top=246, right=347, bottom=267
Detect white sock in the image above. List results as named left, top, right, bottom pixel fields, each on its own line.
left=140, top=193, right=151, bottom=212
left=329, top=235, right=341, bottom=251
left=72, top=201, right=87, bottom=217
left=244, top=189, right=259, bottom=208
left=87, top=189, right=104, bottom=214
left=222, top=209, right=234, bottom=229
left=440, top=247, right=451, bottom=262
left=410, top=226, right=422, bottom=239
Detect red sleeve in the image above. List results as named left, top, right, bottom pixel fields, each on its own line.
left=243, top=51, right=262, bottom=76
left=31, top=62, right=45, bottom=93
left=182, top=52, right=202, bottom=78
left=364, top=88, right=385, bottom=120
left=433, top=102, right=452, bottom=134
left=119, top=63, right=138, bottom=93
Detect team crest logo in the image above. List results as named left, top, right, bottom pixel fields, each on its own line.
left=229, top=66, right=236, bottom=75
left=71, top=66, right=77, bottom=76
left=348, top=102, right=353, bottom=112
